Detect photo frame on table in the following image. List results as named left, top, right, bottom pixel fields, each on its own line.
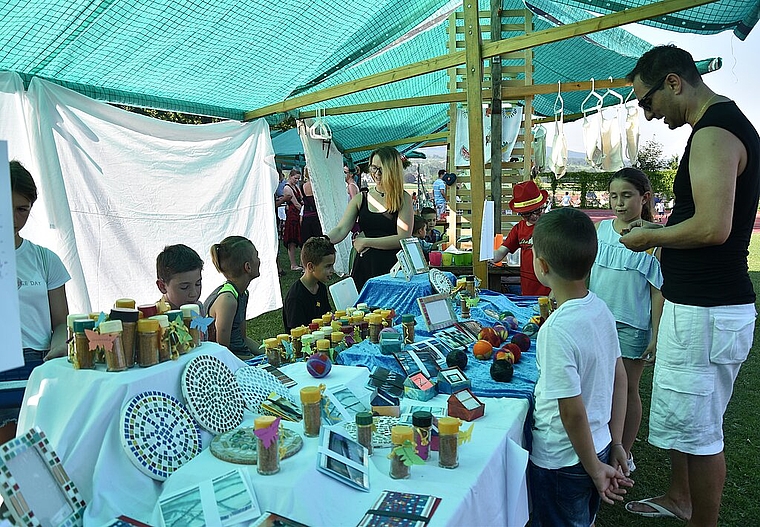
left=0, top=427, right=86, bottom=527
left=401, top=237, right=429, bottom=274
left=316, top=428, right=370, bottom=492
left=417, top=294, right=457, bottom=332
left=322, top=384, right=369, bottom=425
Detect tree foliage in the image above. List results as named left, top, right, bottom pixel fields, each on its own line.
left=637, top=138, right=669, bottom=171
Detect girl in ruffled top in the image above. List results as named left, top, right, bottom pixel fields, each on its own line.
left=589, top=168, right=664, bottom=473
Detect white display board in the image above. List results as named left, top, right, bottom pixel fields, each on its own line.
left=0, top=141, right=24, bottom=372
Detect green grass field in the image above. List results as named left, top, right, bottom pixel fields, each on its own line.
left=247, top=236, right=760, bottom=526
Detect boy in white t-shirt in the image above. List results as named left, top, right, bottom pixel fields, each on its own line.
left=528, top=207, right=632, bottom=526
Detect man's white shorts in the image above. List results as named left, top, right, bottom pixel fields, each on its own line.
left=649, top=301, right=755, bottom=455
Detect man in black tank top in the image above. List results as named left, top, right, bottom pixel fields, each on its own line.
left=620, top=46, right=759, bottom=525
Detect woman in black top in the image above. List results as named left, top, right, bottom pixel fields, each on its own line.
left=328, top=147, right=413, bottom=292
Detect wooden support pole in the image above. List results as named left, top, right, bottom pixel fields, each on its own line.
left=463, top=0, right=487, bottom=284
left=489, top=0, right=502, bottom=232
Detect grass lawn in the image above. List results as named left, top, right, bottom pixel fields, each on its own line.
left=247, top=237, right=760, bottom=526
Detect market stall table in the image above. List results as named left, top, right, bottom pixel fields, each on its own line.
left=152, top=363, right=530, bottom=527
left=18, top=342, right=244, bottom=526
left=354, top=271, right=455, bottom=320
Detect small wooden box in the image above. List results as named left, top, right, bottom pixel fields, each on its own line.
left=436, top=366, right=471, bottom=394
left=404, top=373, right=437, bottom=401
left=447, top=388, right=485, bottom=421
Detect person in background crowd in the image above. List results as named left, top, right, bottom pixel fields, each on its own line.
left=282, top=167, right=303, bottom=271
left=621, top=45, right=760, bottom=525
left=433, top=169, right=447, bottom=219
left=345, top=165, right=359, bottom=201
left=282, top=236, right=335, bottom=331
left=328, top=146, right=413, bottom=292
left=492, top=180, right=551, bottom=296
left=205, top=236, right=262, bottom=360
left=1, top=161, right=70, bottom=443
left=300, top=169, right=323, bottom=245
left=155, top=244, right=204, bottom=314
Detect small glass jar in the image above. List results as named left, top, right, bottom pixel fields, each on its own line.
left=320, top=326, right=333, bottom=341
left=465, top=276, right=476, bottom=298
left=114, top=298, right=136, bottom=309
left=264, top=337, right=281, bottom=367
left=110, top=307, right=140, bottom=368
left=73, top=318, right=96, bottom=369
left=255, top=415, right=280, bottom=475
left=401, top=314, right=416, bottom=344
left=461, top=295, right=471, bottom=319
left=300, top=334, right=313, bottom=358
left=311, top=330, right=325, bottom=344
left=300, top=386, right=322, bottom=438
left=330, top=332, right=344, bottom=358
left=331, top=320, right=342, bottom=332
left=538, top=296, right=551, bottom=322
left=149, top=315, right=171, bottom=362
left=67, top=314, right=89, bottom=363
left=340, top=326, right=354, bottom=347
left=136, top=318, right=160, bottom=367
left=368, top=314, right=383, bottom=344
left=380, top=309, right=393, bottom=326
left=308, top=322, right=320, bottom=332
left=99, top=320, right=127, bottom=372
left=390, top=425, right=414, bottom=479
left=290, top=326, right=305, bottom=359
left=356, top=412, right=374, bottom=455
left=335, top=310, right=347, bottom=320
left=438, top=417, right=461, bottom=469
left=276, top=333, right=291, bottom=363
left=358, top=321, right=369, bottom=340
left=356, top=303, right=368, bottom=313
left=412, top=411, right=433, bottom=461
left=166, top=310, right=188, bottom=355
left=316, top=339, right=331, bottom=358
left=321, top=313, right=333, bottom=325
left=137, top=303, right=158, bottom=319
left=181, top=304, right=202, bottom=348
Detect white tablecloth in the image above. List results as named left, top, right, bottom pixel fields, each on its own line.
left=153, top=363, right=530, bottom=527
left=18, top=343, right=244, bottom=527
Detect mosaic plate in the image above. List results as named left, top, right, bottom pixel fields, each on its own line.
left=235, top=365, right=295, bottom=413
left=121, top=391, right=201, bottom=481
left=209, top=426, right=303, bottom=464
left=343, top=415, right=399, bottom=448
left=181, top=354, right=245, bottom=435
left=429, top=268, right=452, bottom=296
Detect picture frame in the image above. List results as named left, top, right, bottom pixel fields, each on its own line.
left=0, top=427, right=86, bottom=527
left=316, top=428, right=370, bottom=492
left=417, top=294, right=457, bottom=332
left=400, top=237, right=429, bottom=274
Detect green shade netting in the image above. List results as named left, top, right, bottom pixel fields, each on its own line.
left=0, top=0, right=753, bottom=158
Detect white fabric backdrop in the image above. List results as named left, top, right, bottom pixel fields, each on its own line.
left=0, top=72, right=281, bottom=318
left=297, top=120, right=352, bottom=275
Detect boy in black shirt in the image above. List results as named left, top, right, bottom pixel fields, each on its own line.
left=282, top=236, right=335, bottom=331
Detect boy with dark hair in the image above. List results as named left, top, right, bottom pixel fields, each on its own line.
left=282, top=236, right=336, bottom=331
left=156, top=244, right=204, bottom=314
left=412, top=215, right=432, bottom=259
left=529, top=208, right=631, bottom=527
left=420, top=206, right=442, bottom=244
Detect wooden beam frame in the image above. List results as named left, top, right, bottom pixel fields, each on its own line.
left=246, top=0, right=713, bottom=120
left=342, top=131, right=448, bottom=154
left=297, top=77, right=632, bottom=119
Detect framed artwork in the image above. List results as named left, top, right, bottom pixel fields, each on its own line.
left=0, top=427, right=86, bottom=527
left=417, top=294, right=456, bottom=332
left=316, top=428, right=370, bottom=492
left=400, top=238, right=429, bottom=274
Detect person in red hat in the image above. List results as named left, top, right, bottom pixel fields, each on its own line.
left=492, top=180, right=551, bottom=296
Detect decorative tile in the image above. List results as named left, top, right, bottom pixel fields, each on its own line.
left=209, top=426, right=303, bottom=464
left=181, top=354, right=245, bottom=434
left=120, top=391, right=201, bottom=481
left=235, top=365, right=294, bottom=413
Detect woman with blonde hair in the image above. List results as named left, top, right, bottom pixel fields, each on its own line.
left=328, top=146, right=413, bottom=291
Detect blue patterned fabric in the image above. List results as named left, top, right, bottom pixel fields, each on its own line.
left=356, top=271, right=456, bottom=321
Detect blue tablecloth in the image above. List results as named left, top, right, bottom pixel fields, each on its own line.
left=356, top=271, right=456, bottom=320
left=338, top=294, right=539, bottom=402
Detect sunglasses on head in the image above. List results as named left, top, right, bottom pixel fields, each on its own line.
left=638, top=76, right=667, bottom=112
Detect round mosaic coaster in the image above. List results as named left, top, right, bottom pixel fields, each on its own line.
left=235, top=366, right=295, bottom=413
left=181, top=354, right=245, bottom=435
left=343, top=415, right=398, bottom=448
left=121, top=391, right=201, bottom=481
left=429, top=268, right=452, bottom=296
left=209, top=426, right=303, bottom=464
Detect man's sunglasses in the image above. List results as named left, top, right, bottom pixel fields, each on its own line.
left=638, top=76, right=667, bottom=112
